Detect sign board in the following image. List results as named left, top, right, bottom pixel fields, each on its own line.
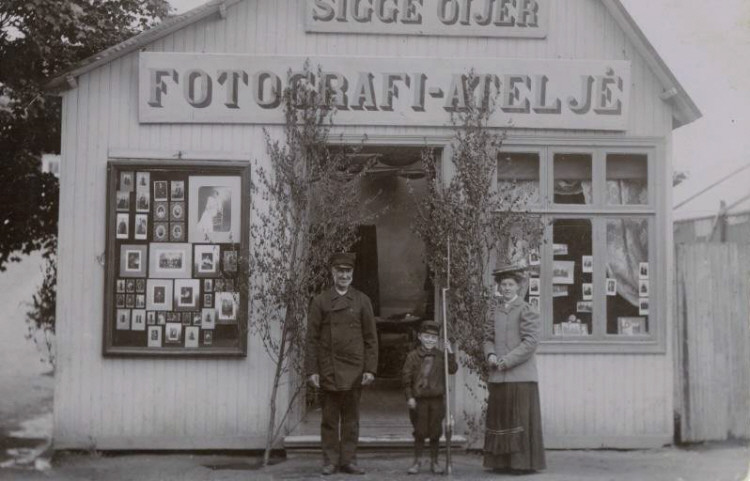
left=139, top=53, right=631, bottom=131
left=305, top=0, right=549, bottom=38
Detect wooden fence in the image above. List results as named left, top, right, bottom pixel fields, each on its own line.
left=674, top=243, right=750, bottom=442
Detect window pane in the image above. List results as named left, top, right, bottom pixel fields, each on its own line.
left=606, top=218, right=649, bottom=335
left=607, top=154, right=648, bottom=205
left=552, top=218, right=593, bottom=336
left=497, top=153, right=540, bottom=205
left=554, top=154, right=592, bottom=205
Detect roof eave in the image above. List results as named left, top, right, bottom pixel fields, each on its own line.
left=602, top=0, right=702, bottom=129
left=44, top=0, right=242, bottom=93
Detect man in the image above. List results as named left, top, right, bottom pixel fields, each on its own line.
left=306, top=252, right=378, bottom=475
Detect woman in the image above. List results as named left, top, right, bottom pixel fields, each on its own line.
left=483, top=264, right=546, bottom=474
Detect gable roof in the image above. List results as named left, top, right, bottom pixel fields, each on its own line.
left=45, top=0, right=701, bottom=128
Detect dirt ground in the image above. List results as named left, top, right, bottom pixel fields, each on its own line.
left=0, top=444, right=748, bottom=481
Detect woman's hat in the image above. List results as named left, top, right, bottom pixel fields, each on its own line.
left=492, top=264, right=527, bottom=282
left=419, top=320, right=440, bottom=335
left=330, top=252, right=356, bottom=268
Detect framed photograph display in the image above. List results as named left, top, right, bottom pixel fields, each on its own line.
left=188, top=176, right=242, bottom=243
left=104, top=161, right=249, bottom=357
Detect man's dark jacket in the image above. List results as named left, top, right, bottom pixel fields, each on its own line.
left=306, top=287, right=378, bottom=391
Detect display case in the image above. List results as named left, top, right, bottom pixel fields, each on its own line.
left=104, top=160, right=249, bottom=357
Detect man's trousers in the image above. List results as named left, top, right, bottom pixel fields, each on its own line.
left=320, top=388, right=362, bottom=466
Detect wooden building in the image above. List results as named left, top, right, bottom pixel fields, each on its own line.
left=47, top=0, right=700, bottom=450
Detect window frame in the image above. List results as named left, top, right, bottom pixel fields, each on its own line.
left=497, top=143, right=665, bottom=354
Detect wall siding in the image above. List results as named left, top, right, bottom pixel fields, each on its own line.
left=55, top=0, right=675, bottom=449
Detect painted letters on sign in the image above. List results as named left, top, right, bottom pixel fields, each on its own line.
left=306, top=0, right=549, bottom=38
left=139, top=53, right=631, bottom=131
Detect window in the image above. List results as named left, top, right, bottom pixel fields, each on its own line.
left=553, top=153, right=592, bottom=205
left=497, top=146, right=657, bottom=350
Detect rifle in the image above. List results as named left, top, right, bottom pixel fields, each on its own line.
left=442, top=241, right=453, bottom=474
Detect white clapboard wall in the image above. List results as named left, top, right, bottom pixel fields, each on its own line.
left=55, top=0, right=675, bottom=449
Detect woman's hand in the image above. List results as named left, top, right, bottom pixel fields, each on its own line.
left=497, top=358, right=508, bottom=371
left=407, top=398, right=417, bottom=410
left=487, top=354, right=499, bottom=368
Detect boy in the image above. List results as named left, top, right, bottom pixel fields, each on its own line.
left=402, top=320, right=458, bottom=474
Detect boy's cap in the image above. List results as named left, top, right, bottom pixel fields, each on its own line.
left=419, top=320, right=440, bottom=335
left=330, top=252, right=355, bottom=268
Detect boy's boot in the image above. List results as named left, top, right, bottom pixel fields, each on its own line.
left=430, top=449, right=444, bottom=474
left=407, top=442, right=423, bottom=474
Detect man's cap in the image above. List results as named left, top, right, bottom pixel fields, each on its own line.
left=492, top=264, right=527, bottom=281
left=330, top=252, right=356, bottom=268
left=419, top=320, right=440, bottom=335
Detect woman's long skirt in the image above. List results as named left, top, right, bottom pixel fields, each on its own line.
left=483, top=382, right=546, bottom=472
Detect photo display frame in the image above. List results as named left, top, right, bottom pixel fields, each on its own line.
left=104, top=160, right=249, bottom=357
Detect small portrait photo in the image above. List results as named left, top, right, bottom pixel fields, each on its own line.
left=131, top=309, right=146, bottom=331
left=156, top=312, right=167, bottom=325
left=134, top=214, right=148, bottom=240
left=639, top=262, right=649, bottom=280
left=154, top=181, right=168, bottom=202
left=146, top=311, right=156, bottom=325
left=125, top=294, right=135, bottom=308
left=606, top=278, right=617, bottom=296
left=204, top=293, right=213, bottom=308
left=153, top=222, right=168, bottom=242
left=116, top=309, right=130, bottom=330
left=116, top=191, right=130, bottom=212
left=639, top=279, right=650, bottom=297
left=528, top=249, right=540, bottom=266
left=170, top=201, right=185, bottom=221
left=576, top=301, right=593, bottom=313
left=639, top=298, right=649, bottom=316
left=116, top=213, right=129, bottom=239
left=171, top=180, right=185, bottom=201
left=135, top=278, right=146, bottom=293
left=528, top=277, right=541, bottom=296
left=201, top=308, right=216, bottom=330
left=214, top=279, right=225, bottom=292
left=126, top=279, right=136, bottom=293
left=552, top=285, right=569, bottom=298
left=165, top=323, right=182, bottom=344
left=135, top=294, right=146, bottom=309
left=216, top=292, right=239, bottom=323
left=174, top=279, right=200, bottom=311
left=203, top=330, right=214, bottom=346
left=146, top=279, right=174, bottom=311
left=135, top=190, right=150, bottom=213
left=166, top=312, right=177, bottom=323
left=223, top=250, right=238, bottom=273
left=120, top=171, right=134, bottom=192
left=194, top=245, right=220, bottom=277
left=116, top=294, right=125, bottom=308
left=120, top=244, right=148, bottom=278
left=147, top=325, right=162, bottom=348
left=185, top=326, right=199, bottom=348
left=154, top=201, right=169, bottom=221
left=170, top=223, right=185, bottom=242
left=582, top=255, right=593, bottom=273
left=136, top=172, right=150, bottom=191
left=181, top=312, right=192, bottom=326
left=192, top=312, right=202, bottom=326
left=552, top=261, right=575, bottom=285
left=116, top=279, right=126, bottom=293
left=582, top=283, right=593, bottom=301
left=529, top=296, right=540, bottom=310
left=204, top=278, right=214, bottom=293
left=552, top=243, right=568, bottom=256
